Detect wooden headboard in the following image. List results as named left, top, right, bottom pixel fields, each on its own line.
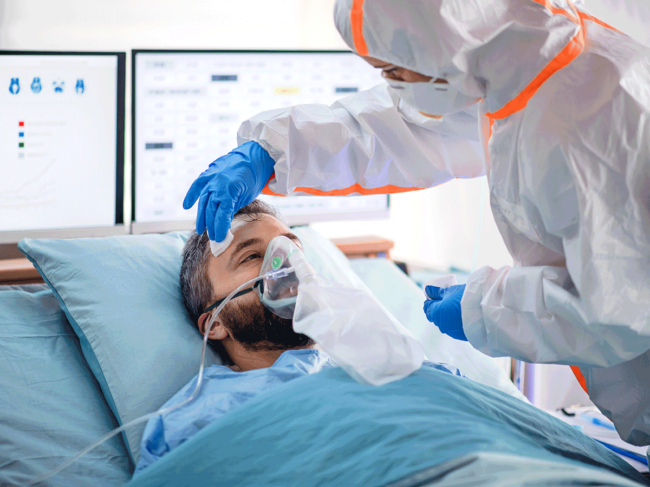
left=0, top=259, right=43, bottom=285
left=0, top=236, right=394, bottom=286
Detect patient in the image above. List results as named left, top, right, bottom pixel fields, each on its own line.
left=179, top=199, right=317, bottom=371
left=132, top=200, right=646, bottom=486
left=134, top=200, right=340, bottom=474
left=136, top=199, right=460, bottom=475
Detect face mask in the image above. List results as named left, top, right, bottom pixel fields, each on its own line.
left=256, top=235, right=311, bottom=319
left=382, top=72, right=480, bottom=116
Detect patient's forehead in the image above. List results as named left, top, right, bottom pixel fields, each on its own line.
left=221, top=214, right=292, bottom=259
left=206, top=214, right=295, bottom=295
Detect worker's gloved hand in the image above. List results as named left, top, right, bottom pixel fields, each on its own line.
left=183, top=141, right=275, bottom=241
left=423, top=284, right=468, bottom=341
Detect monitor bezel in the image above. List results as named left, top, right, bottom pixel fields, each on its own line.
left=0, top=49, right=127, bottom=244
left=130, top=49, right=389, bottom=234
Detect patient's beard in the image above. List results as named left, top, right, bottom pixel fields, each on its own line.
left=219, top=297, right=314, bottom=352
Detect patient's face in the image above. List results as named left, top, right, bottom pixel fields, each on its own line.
left=206, top=214, right=313, bottom=351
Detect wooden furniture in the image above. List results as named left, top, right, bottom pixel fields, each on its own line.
left=0, top=258, right=43, bottom=285
left=332, top=236, right=394, bottom=259
left=0, top=236, right=396, bottom=286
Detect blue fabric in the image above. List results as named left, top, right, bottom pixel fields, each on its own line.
left=135, top=349, right=337, bottom=475
left=125, top=363, right=646, bottom=487
left=18, top=233, right=223, bottom=464
left=0, top=285, right=132, bottom=486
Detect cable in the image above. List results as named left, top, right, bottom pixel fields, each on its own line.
left=594, top=440, right=648, bottom=465
left=26, top=274, right=267, bottom=486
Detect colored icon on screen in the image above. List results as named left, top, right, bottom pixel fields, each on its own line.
left=18, top=132, right=24, bottom=137
left=9, top=78, right=20, bottom=94
left=18, top=121, right=24, bottom=127
left=75, top=79, right=85, bottom=94
left=18, top=142, right=24, bottom=148
left=53, top=79, right=64, bottom=93
left=31, top=77, right=42, bottom=93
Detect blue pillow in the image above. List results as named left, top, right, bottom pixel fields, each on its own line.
left=18, top=233, right=222, bottom=465
left=0, top=285, right=132, bottom=486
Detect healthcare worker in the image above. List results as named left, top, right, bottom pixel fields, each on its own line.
left=183, top=0, right=650, bottom=444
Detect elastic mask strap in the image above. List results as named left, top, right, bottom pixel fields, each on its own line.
left=203, top=281, right=262, bottom=314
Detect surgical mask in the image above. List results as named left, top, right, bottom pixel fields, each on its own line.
left=382, top=72, right=480, bottom=116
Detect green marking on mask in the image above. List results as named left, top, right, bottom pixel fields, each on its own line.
left=272, top=256, right=282, bottom=270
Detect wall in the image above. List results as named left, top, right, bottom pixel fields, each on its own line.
left=525, top=363, right=593, bottom=411
left=582, top=0, right=650, bottom=47
left=0, top=0, right=514, bottom=271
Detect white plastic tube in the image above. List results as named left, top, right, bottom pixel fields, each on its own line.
left=26, top=274, right=266, bottom=486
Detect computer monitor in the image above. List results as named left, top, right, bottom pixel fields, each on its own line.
left=0, top=51, right=126, bottom=244
left=132, top=50, right=388, bottom=233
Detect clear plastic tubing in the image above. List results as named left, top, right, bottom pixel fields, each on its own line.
left=27, top=268, right=293, bottom=486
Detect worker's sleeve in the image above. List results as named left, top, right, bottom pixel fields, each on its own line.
left=581, top=0, right=650, bottom=47
left=462, top=260, right=650, bottom=368
left=579, top=351, right=650, bottom=445
left=237, top=83, right=485, bottom=196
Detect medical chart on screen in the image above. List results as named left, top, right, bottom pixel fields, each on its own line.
left=134, top=52, right=387, bottom=224
left=0, top=56, right=118, bottom=232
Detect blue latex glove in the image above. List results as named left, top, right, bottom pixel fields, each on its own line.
left=183, top=141, right=275, bottom=241
left=423, top=284, right=468, bottom=341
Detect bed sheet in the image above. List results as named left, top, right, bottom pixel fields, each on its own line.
left=125, top=364, right=647, bottom=487
left=0, top=285, right=132, bottom=486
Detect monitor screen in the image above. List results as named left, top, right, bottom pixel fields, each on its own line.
left=0, top=51, right=125, bottom=243
left=132, top=50, right=387, bottom=232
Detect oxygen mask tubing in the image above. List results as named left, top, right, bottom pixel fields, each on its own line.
left=28, top=235, right=304, bottom=486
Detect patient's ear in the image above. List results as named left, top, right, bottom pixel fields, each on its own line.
left=198, top=312, right=229, bottom=341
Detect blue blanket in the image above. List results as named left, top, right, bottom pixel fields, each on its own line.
left=126, top=364, right=646, bottom=487
left=135, top=349, right=337, bottom=474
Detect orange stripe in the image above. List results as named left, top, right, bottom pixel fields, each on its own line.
left=419, top=111, right=443, bottom=120
left=261, top=174, right=286, bottom=197
left=579, top=12, right=622, bottom=33
left=350, top=0, right=369, bottom=56
left=262, top=178, right=425, bottom=197
left=295, top=183, right=424, bottom=197
left=486, top=1, right=584, bottom=120
left=531, top=0, right=579, bottom=23
left=570, top=366, right=588, bottom=394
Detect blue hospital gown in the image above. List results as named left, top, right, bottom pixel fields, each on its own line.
left=134, top=348, right=464, bottom=475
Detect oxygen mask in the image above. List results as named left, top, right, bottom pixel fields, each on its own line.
left=256, top=235, right=306, bottom=319
left=27, top=234, right=311, bottom=486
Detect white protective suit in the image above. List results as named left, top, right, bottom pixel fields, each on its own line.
left=237, top=0, right=650, bottom=443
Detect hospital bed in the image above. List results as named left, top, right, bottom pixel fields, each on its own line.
left=0, top=227, right=646, bottom=487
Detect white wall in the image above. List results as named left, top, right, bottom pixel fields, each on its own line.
left=0, top=0, right=513, bottom=272
left=525, top=363, right=593, bottom=410
left=313, top=178, right=513, bottom=272
left=583, top=0, right=650, bottom=47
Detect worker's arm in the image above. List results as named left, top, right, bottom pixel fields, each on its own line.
left=237, top=83, right=485, bottom=196
left=462, top=256, right=650, bottom=369
left=185, top=83, right=484, bottom=242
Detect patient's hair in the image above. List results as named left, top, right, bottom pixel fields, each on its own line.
left=179, top=199, right=282, bottom=358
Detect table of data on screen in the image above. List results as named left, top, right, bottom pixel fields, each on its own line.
left=133, top=51, right=387, bottom=226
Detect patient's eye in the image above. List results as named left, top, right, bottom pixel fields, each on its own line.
left=241, top=252, right=262, bottom=264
